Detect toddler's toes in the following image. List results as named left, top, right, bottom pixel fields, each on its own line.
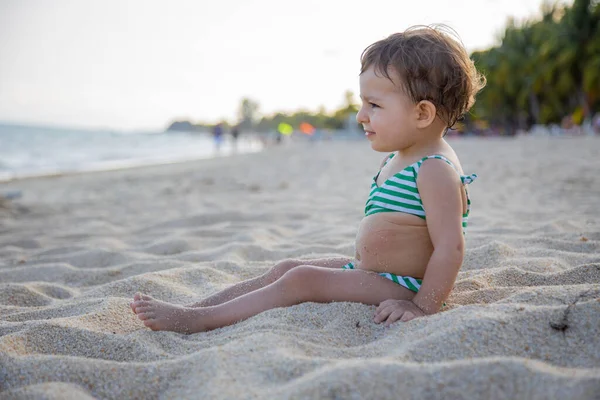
left=137, top=312, right=155, bottom=321
left=133, top=300, right=150, bottom=308
left=144, top=320, right=158, bottom=330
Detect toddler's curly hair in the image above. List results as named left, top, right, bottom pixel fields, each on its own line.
left=360, top=25, right=486, bottom=129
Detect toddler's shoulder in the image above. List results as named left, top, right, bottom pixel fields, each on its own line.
left=417, top=156, right=463, bottom=186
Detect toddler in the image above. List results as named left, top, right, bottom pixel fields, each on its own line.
left=131, top=25, right=486, bottom=333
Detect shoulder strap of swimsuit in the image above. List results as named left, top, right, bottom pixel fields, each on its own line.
left=383, top=153, right=395, bottom=166
left=419, top=155, right=478, bottom=185
left=377, top=153, right=395, bottom=170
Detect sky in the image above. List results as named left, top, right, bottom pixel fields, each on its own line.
left=0, top=0, right=566, bottom=131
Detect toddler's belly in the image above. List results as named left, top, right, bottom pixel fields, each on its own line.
left=354, top=213, right=433, bottom=278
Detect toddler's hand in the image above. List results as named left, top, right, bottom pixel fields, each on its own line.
left=374, top=299, right=426, bottom=326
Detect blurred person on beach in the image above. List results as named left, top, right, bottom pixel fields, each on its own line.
left=231, top=125, right=240, bottom=151
left=593, top=112, right=600, bottom=135
left=131, top=25, right=486, bottom=333
left=212, top=123, right=224, bottom=151
left=231, top=125, right=240, bottom=141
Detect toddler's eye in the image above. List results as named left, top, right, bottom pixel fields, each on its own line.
left=369, top=103, right=379, bottom=108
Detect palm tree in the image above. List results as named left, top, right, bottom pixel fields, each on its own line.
left=470, top=0, right=600, bottom=130
left=560, top=0, right=599, bottom=121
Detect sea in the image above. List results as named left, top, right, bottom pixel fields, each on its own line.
left=0, top=123, right=264, bottom=182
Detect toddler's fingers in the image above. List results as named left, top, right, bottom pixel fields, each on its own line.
left=374, top=305, right=394, bottom=323
left=376, top=299, right=396, bottom=313
left=400, top=311, right=415, bottom=322
left=384, top=310, right=405, bottom=327
left=373, top=311, right=385, bottom=323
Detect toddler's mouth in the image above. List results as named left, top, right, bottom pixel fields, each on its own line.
left=365, top=131, right=376, bottom=137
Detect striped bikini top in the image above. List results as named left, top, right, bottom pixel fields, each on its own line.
left=365, top=153, right=477, bottom=233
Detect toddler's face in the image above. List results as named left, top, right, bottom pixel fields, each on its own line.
left=357, top=66, right=417, bottom=152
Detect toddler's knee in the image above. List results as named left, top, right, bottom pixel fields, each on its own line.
left=279, top=266, right=318, bottom=290
left=269, top=259, right=303, bottom=280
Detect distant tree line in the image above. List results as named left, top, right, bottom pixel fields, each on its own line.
left=166, top=91, right=359, bottom=133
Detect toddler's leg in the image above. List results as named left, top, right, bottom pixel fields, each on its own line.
left=131, top=265, right=414, bottom=333
left=187, top=257, right=351, bottom=307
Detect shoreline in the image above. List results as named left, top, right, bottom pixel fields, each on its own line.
left=0, top=142, right=265, bottom=185
left=0, top=123, right=265, bottom=184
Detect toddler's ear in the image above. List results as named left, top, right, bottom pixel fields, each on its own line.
left=415, top=100, right=437, bottom=129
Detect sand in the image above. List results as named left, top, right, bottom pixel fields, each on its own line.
left=1, top=136, right=599, bottom=399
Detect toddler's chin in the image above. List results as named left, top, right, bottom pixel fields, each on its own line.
left=370, top=142, right=392, bottom=153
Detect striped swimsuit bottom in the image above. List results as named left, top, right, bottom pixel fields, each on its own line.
left=341, top=262, right=422, bottom=292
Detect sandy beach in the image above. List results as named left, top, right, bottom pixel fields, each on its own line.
left=1, top=136, right=599, bottom=399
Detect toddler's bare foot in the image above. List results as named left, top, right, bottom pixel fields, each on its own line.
left=130, top=293, right=208, bottom=333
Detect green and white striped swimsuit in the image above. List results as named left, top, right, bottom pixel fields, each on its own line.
left=341, top=153, right=477, bottom=293
left=366, top=153, right=477, bottom=234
